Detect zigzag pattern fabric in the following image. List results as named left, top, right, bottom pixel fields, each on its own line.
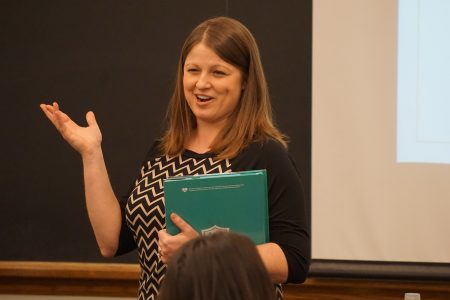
left=125, top=153, right=232, bottom=300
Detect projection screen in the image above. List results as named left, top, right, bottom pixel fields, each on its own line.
left=312, top=0, right=450, bottom=264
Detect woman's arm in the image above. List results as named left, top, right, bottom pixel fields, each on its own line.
left=82, top=148, right=122, bottom=257
left=257, top=243, right=288, bottom=283
left=231, top=140, right=311, bottom=283
left=40, top=102, right=122, bottom=257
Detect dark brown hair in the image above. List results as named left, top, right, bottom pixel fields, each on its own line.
left=157, top=231, right=276, bottom=300
left=159, top=16, right=287, bottom=159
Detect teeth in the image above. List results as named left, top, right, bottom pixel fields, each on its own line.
left=196, top=95, right=212, bottom=101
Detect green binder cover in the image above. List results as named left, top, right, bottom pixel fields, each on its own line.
left=164, top=169, right=269, bottom=245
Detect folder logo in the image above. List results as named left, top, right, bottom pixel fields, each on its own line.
left=201, top=225, right=230, bottom=236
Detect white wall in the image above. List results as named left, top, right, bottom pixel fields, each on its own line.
left=312, top=0, right=450, bottom=262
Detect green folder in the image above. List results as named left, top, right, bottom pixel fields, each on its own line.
left=164, top=169, right=269, bottom=245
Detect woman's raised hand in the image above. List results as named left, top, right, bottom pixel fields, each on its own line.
left=40, top=102, right=102, bottom=156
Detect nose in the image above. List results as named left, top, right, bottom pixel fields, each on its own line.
left=195, top=73, right=212, bottom=89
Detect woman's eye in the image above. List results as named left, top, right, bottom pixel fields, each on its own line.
left=187, top=68, right=199, bottom=73
left=213, top=70, right=226, bottom=76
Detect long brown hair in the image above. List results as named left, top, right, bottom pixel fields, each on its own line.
left=157, top=232, right=277, bottom=300
left=160, top=16, right=287, bottom=159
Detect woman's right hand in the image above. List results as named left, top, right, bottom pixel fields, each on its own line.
left=40, top=102, right=102, bottom=157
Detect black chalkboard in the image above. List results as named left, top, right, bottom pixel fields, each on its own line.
left=0, top=0, right=311, bottom=263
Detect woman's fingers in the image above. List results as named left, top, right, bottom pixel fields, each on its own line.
left=86, top=111, right=97, bottom=127
left=40, top=102, right=102, bottom=156
left=39, top=104, right=52, bottom=119
left=54, top=109, right=72, bottom=124
left=171, top=213, right=197, bottom=236
left=40, top=103, right=54, bottom=116
left=156, top=214, right=199, bottom=264
left=157, top=230, right=170, bottom=263
left=40, top=103, right=60, bottom=129
left=40, top=103, right=80, bottom=141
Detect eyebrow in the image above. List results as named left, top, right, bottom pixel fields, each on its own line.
left=184, top=63, right=233, bottom=72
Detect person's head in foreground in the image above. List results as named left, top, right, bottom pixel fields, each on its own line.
left=157, top=231, right=277, bottom=300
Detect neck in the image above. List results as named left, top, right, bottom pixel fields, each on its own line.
left=185, top=121, right=224, bottom=154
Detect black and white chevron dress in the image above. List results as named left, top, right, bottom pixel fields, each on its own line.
left=117, top=140, right=310, bottom=300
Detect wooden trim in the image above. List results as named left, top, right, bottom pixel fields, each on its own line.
left=1, top=261, right=450, bottom=299
left=0, top=261, right=139, bottom=296
left=0, top=261, right=140, bottom=280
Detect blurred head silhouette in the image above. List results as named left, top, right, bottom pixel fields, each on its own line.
left=157, top=231, right=276, bottom=300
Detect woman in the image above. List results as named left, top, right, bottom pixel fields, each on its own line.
left=157, top=231, right=277, bottom=300
left=40, top=16, right=310, bottom=300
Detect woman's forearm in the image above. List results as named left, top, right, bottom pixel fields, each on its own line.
left=257, top=242, right=288, bottom=284
left=82, top=147, right=122, bottom=257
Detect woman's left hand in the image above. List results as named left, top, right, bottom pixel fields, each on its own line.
left=158, top=213, right=198, bottom=264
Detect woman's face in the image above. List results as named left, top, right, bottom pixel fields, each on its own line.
left=183, top=42, right=245, bottom=128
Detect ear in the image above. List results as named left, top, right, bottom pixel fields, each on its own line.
left=241, top=79, right=247, bottom=91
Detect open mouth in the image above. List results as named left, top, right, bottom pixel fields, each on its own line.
left=196, top=95, right=213, bottom=102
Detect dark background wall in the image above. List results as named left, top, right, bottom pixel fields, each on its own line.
left=0, top=0, right=312, bottom=263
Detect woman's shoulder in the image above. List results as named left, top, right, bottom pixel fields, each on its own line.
left=143, top=140, right=163, bottom=159
left=245, top=139, right=289, bottom=157
left=231, top=139, right=290, bottom=171
left=137, top=140, right=165, bottom=169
